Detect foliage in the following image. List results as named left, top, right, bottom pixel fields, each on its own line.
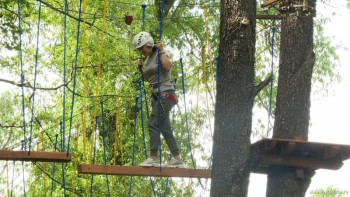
left=311, top=186, right=347, bottom=197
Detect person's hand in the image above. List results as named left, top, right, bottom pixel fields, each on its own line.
left=156, top=41, right=164, bottom=53
left=137, top=59, right=143, bottom=69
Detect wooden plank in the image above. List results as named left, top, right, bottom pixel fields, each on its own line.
left=261, top=0, right=279, bottom=8
left=252, top=140, right=276, bottom=153
left=253, top=138, right=350, bottom=154
left=0, top=150, right=71, bottom=162
left=78, top=164, right=211, bottom=178
left=280, top=142, right=296, bottom=155
left=322, top=146, right=340, bottom=160
left=257, top=154, right=343, bottom=170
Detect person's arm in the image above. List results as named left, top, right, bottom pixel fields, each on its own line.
left=157, top=42, right=172, bottom=71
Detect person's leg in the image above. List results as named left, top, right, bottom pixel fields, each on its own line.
left=148, top=98, right=161, bottom=157
left=158, top=95, right=184, bottom=168
left=159, top=97, right=179, bottom=157
left=139, top=96, right=160, bottom=167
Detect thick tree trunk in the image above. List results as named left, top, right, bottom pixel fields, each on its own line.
left=266, top=4, right=316, bottom=196
left=210, top=0, right=256, bottom=196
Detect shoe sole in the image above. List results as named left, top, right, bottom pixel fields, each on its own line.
left=139, top=164, right=160, bottom=167
left=164, top=165, right=185, bottom=168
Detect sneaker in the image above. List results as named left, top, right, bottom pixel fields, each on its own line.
left=139, top=158, right=159, bottom=167
left=164, top=158, right=185, bottom=168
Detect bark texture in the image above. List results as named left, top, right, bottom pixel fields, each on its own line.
left=210, top=0, right=256, bottom=196
left=267, top=2, right=316, bottom=196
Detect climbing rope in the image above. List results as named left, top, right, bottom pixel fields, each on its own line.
left=67, top=0, right=83, bottom=156
left=162, top=78, right=177, bottom=197
left=28, top=0, right=42, bottom=154
left=72, top=130, right=79, bottom=195
left=139, top=81, right=148, bottom=159
left=81, top=112, right=89, bottom=196
left=266, top=26, right=276, bottom=138
left=41, top=132, right=48, bottom=196
left=111, top=93, right=128, bottom=196
left=89, top=0, right=108, bottom=165
left=60, top=122, right=67, bottom=197
left=17, top=0, right=26, bottom=151
left=6, top=161, right=9, bottom=197
left=80, top=0, right=89, bottom=191
left=50, top=134, right=58, bottom=197
left=181, top=59, right=206, bottom=189
left=156, top=0, right=166, bottom=170
left=89, top=116, right=99, bottom=197
left=180, top=58, right=196, bottom=168
left=21, top=160, right=26, bottom=197
left=81, top=0, right=88, bottom=167
left=129, top=97, right=139, bottom=197
left=101, top=101, right=111, bottom=196
left=21, top=141, right=26, bottom=197
left=62, top=0, right=68, bottom=153
left=139, top=3, right=150, bottom=119
left=203, top=5, right=216, bottom=101
left=202, top=46, right=213, bottom=140
left=32, top=145, right=39, bottom=196
left=10, top=160, right=15, bottom=197
left=193, top=66, right=201, bottom=159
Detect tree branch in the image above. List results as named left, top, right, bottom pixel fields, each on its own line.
left=1, top=126, right=13, bottom=150
left=0, top=78, right=68, bottom=91
left=254, top=76, right=272, bottom=97
left=39, top=0, right=119, bottom=41
left=0, top=123, right=22, bottom=129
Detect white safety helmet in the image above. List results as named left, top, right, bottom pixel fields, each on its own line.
left=133, top=31, right=154, bottom=49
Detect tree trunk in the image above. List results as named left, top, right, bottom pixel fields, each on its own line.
left=266, top=2, right=316, bottom=196
left=210, top=0, right=256, bottom=196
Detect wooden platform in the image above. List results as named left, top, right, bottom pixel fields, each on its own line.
left=0, top=150, right=71, bottom=162
left=250, top=138, right=350, bottom=173
left=78, top=164, right=211, bottom=178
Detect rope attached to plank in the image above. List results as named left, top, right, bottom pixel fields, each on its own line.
left=28, top=0, right=42, bottom=154
left=67, top=0, right=83, bottom=156
left=17, top=0, right=27, bottom=151
left=266, top=27, right=276, bottom=138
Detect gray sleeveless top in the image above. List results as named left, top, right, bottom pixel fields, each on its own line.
left=144, top=51, right=174, bottom=93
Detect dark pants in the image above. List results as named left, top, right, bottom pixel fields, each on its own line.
left=148, top=91, right=179, bottom=157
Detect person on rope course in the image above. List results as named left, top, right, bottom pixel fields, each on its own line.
left=133, top=31, right=184, bottom=168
